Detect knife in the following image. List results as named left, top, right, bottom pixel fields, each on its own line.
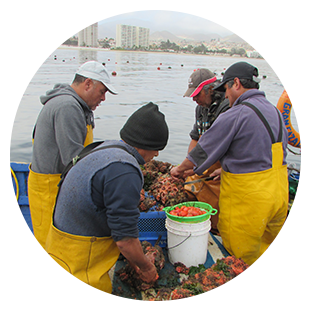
left=183, top=176, right=216, bottom=185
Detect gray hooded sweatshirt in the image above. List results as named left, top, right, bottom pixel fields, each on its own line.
left=31, top=83, right=94, bottom=174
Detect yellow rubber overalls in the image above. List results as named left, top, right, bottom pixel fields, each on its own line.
left=28, top=124, right=93, bottom=248
left=218, top=103, right=288, bottom=265
left=45, top=224, right=120, bottom=293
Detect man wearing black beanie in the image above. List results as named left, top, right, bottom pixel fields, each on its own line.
left=120, top=102, right=169, bottom=151
left=46, top=102, right=169, bottom=293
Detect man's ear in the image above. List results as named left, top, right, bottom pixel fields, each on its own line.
left=234, top=77, right=242, bottom=90
left=84, top=78, right=92, bottom=90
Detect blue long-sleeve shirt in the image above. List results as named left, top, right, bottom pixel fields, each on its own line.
left=53, top=141, right=145, bottom=242
left=90, top=162, right=143, bottom=241
left=187, top=89, right=288, bottom=175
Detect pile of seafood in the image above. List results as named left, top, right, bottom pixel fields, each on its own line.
left=148, top=256, right=249, bottom=300
left=115, top=241, right=165, bottom=291
left=138, top=160, right=190, bottom=212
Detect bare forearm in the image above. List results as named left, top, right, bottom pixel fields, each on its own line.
left=188, top=139, right=198, bottom=154
left=116, top=238, right=152, bottom=271
left=116, top=237, right=158, bottom=283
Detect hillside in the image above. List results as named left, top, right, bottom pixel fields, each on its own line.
left=149, top=31, right=181, bottom=42
left=222, top=28, right=303, bottom=44
left=149, top=30, right=223, bottom=43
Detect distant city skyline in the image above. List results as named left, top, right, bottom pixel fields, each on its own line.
left=78, top=23, right=98, bottom=47
left=9, top=7, right=303, bottom=36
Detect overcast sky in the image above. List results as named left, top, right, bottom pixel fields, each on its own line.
left=9, top=0, right=306, bottom=36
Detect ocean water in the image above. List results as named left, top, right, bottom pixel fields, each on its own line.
left=10, top=47, right=301, bottom=169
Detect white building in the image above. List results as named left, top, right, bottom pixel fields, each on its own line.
left=78, top=23, right=98, bottom=47
left=116, top=24, right=150, bottom=48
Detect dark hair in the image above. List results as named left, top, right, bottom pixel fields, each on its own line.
left=203, top=80, right=224, bottom=102
left=227, top=79, right=259, bottom=90
left=72, top=74, right=88, bottom=85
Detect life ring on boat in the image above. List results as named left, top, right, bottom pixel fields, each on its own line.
left=276, top=90, right=301, bottom=148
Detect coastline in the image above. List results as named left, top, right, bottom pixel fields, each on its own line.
left=58, top=44, right=255, bottom=59
left=58, top=44, right=181, bottom=56
left=9, top=43, right=303, bottom=64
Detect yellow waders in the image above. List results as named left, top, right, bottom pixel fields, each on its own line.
left=28, top=124, right=93, bottom=248
left=45, top=223, right=120, bottom=293
left=218, top=103, right=288, bottom=265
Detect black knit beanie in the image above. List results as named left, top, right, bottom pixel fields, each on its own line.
left=120, top=102, right=169, bottom=150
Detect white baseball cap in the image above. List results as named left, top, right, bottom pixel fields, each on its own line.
left=76, top=61, right=118, bottom=95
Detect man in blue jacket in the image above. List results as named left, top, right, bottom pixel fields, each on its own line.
left=45, top=102, right=169, bottom=293
left=171, top=62, right=288, bottom=265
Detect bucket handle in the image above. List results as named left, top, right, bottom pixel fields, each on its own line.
left=210, top=208, right=217, bottom=215
left=167, top=233, right=191, bottom=250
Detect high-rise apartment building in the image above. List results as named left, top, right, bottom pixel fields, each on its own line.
left=116, top=24, right=150, bottom=48
left=78, top=23, right=98, bottom=47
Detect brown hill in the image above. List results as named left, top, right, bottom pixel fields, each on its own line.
left=222, top=28, right=303, bottom=44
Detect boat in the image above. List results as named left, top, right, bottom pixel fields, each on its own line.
left=9, top=162, right=303, bottom=302
left=9, top=75, right=303, bottom=301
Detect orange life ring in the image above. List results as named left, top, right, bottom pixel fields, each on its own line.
left=276, top=90, right=301, bottom=148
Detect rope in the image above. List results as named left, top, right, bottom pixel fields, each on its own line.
left=9, top=165, right=19, bottom=243
left=287, top=146, right=301, bottom=156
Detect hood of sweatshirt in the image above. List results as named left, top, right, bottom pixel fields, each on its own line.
left=40, top=83, right=90, bottom=111
left=40, top=83, right=94, bottom=128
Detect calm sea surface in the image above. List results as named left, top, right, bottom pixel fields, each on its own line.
left=10, top=47, right=301, bottom=168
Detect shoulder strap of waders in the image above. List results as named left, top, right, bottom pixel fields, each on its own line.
left=239, top=101, right=283, bottom=143
left=58, top=141, right=134, bottom=189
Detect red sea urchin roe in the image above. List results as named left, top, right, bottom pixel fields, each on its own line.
left=169, top=206, right=206, bottom=217
left=171, top=288, right=199, bottom=302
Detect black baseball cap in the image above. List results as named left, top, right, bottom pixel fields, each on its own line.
left=214, top=62, right=261, bottom=92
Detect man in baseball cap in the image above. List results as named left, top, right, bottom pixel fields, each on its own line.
left=184, top=68, right=217, bottom=98
left=171, top=61, right=288, bottom=265
left=183, top=68, right=230, bottom=234
left=184, top=68, right=229, bottom=139
left=76, top=60, right=118, bottom=95
left=214, top=61, right=261, bottom=93
left=29, top=60, right=117, bottom=247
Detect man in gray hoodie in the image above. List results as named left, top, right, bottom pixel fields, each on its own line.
left=28, top=61, right=117, bottom=247
left=31, top=61, right=117, bottom=174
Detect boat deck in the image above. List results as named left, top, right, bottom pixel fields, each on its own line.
left=9, top=272, right=296, bottom=302
left=9, top=163, right=303, bottom=302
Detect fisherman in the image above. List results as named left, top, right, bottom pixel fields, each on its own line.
left=183, top=68, right=230, bottom=233
left=45, top=102, right=169, bottom=293
left=28, top=61, right=117, bottom=248
left=171, top=62, right=288, bottom=265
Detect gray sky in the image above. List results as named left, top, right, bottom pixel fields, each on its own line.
left=9, top=0, right=305, bottom=36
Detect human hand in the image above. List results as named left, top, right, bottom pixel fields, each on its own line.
left=183, top=169, right=195, bottom=178
left=209, top=168, right=222, bottom=181
left=137, top=263, right=158, bottom=283
left=170, top=166, right=184, bottom=180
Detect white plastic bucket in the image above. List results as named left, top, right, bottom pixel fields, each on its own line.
left=165, top=217, right=211, bottom=267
